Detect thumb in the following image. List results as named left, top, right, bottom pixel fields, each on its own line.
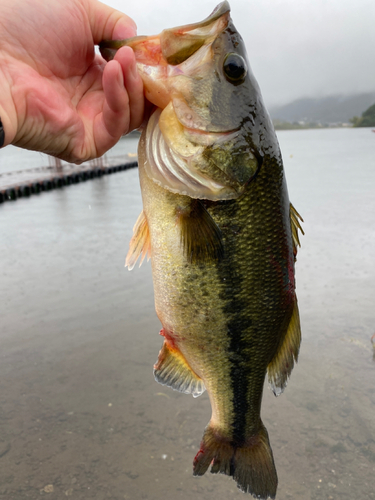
left=88, top=0, right=137, bottom=43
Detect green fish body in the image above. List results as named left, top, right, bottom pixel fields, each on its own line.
left=101, top=2, right=303, bottom=498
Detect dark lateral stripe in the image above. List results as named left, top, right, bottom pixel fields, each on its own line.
left=208, top=197, right=250, bottom=445
left=227, top=316, right=251, bottom=444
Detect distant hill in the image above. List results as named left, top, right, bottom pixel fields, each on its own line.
left=351, top=103, right=375, bottom=127
left=269, top=93, right=375, bottom=125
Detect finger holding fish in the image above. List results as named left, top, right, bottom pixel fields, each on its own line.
left=93, top=46, right=144, bottom=158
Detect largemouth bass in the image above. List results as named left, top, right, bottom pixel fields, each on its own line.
left=100, top=2, right=303, bottom=498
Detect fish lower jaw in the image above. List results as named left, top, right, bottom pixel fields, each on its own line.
left=151, top=174, right=244, bottom=201
left=183, top=127, right=240, bottom=147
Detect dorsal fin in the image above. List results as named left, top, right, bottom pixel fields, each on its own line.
left=125, top=210, right=151, bottom=270
left=290, top=203, right=304, bottom=260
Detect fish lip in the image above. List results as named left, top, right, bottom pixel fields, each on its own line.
left=171, top=98, right=240, bottom=142
left=184, top=125, right=240, bottom=135
left=171, top=93, right=239, bottom=136
left=183, top=125, right=240, bottom=147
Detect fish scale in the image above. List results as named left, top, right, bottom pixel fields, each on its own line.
left=100, top=2, right=303, bottom=498
left=135, top=135, right=297, bottom=498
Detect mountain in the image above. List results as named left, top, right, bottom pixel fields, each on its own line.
left=352, top=103, right=375, bottom=127
left=268, top=92, right=375, bottom=125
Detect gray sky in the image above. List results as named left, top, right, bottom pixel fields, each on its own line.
left=102, top=0, right=375, bottom=107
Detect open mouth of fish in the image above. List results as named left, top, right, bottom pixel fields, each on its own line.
left=100, top=1, right=258, bottom=200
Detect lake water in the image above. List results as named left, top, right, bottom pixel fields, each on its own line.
left=0, top=136, right=140, bottom=175
left=0, top=128, right=374, bottom=500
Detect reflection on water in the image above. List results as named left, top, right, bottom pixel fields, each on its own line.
left=0, top=128, right=374, bottom=499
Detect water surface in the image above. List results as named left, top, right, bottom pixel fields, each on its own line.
left=0, top=136, right=140, bottom=175
left=0, top=128, right=374, bottom=500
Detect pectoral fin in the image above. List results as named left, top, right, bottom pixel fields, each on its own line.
left=154, top=339, right=206, bottom=398
left=125, top=210, right=151, bottom=270
left=267, top=299, right=301, bottom=396
left=177, top=199, right=224, bottom=264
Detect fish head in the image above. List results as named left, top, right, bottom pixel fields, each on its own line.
left=100, top=2, right=278, bottom=200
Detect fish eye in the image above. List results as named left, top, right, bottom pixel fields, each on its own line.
left=223, top=53, right=247, bottom=83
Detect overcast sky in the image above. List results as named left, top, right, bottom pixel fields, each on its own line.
left=102, top=0, right=375, bottom=107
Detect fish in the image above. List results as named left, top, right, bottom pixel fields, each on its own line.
left=100, top=2, right=303, bottom=498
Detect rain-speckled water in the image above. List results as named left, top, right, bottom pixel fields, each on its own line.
left=0, top=128, right=374, bottom=500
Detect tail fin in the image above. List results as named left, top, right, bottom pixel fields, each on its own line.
left=193, top=423, right=277, bottom=499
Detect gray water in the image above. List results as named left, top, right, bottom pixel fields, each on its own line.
left=0, top=128, right=374, bottom=500
left=0, top=136, right=140, bottom=174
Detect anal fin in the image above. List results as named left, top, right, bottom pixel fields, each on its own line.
left=125, top=210, right=151, bottom=270
left=154, top=338, right=206, bottom=398
left=267, top=298, right=302, bottom=396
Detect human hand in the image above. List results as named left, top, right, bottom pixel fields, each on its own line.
left=0, top=0, right=144, bottom=162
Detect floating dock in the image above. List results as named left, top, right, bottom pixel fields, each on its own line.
left=0, top=155, right=138, bottom=204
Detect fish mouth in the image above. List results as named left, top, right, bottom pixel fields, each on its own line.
left=171, top=93, right=238, bottom=136
left=100, top=1, right=258, bottom=200
left=100, top=2, right=230, bottom=66
left=99, top=2, right=234, bottom=136
left=99, top=2, right=231, bottom=111
left=158, top=1, right=231, bottom=66
left=157, top=101, right=240, bottom=161
left=183, top=125, right=240, bottom=147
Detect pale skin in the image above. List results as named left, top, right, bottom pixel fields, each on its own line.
left=0, top=0, right=145, bottom=162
